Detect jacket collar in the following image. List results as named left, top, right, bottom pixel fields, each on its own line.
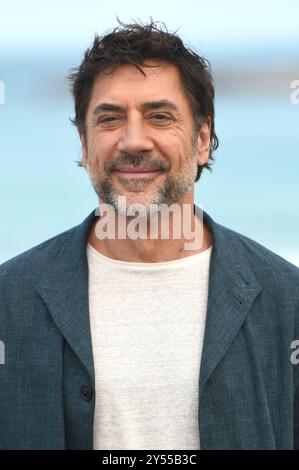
left=35, top=205, right=263, bottom=390
left=194, top=205, right=263, bottom=396
left=35, top=209, right=97, bottom=382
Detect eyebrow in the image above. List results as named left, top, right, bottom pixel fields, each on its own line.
left=140, top=100, right=179, bottom=113
left=91, top=100, right=179, bottom=121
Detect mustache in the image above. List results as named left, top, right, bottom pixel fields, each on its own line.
left=105, top=153, right=170, bottom=173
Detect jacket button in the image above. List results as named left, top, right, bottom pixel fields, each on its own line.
left=81, top=385, right=93, bottom=401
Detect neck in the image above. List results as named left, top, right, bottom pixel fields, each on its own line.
left=88, top=201, right=213, bottom=263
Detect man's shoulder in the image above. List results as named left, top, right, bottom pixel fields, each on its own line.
left=0, top=209, right=96, bottom=285
left=0, top=225, right=78, bottom=284
left=215, top=220, right=299, bottom=285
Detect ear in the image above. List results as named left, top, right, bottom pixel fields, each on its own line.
left=195, top=118, right=211, bottom=167
left=77, top=127, right=88, bottom=169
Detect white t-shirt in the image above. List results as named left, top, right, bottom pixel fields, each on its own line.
left=87, top=241, right=212, bottom=450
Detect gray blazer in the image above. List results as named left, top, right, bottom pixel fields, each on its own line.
left=0, top=205, right=299, bottom=449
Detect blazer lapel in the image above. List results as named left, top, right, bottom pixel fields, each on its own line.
left=35, top=209, right=97, bottom=382
left=195, top=206, right=263, bottom=397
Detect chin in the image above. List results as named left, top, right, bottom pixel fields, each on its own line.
left=115, top=195, right=160, bottom=217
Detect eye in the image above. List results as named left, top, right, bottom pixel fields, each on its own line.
left=148, top=114, right=173, bottom=125
left=97, top=116, right=121, bottom=125
left=151, top=114, right=171, bottom=120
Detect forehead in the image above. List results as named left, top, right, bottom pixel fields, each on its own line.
left=87, top=60, right=190, bottom=114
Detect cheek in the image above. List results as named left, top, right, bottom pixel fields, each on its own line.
left=158, top=134, right=190, bottom=168
left=166, top=128, right=191, bottom=151
left=88, top=133, right=113, bottom=166
left=157, top=131, right=180, bottom=151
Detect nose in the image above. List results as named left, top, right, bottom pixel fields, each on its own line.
left=116, top=115, right=154, bottom=155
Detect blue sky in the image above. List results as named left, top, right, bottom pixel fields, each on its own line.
left=1, top=0, right=299, bottom=56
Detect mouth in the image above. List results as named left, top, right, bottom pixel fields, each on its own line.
left=113, top=168, right=163, bottom=180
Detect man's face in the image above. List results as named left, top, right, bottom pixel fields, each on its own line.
left=80, top=60, right=211, bottom=216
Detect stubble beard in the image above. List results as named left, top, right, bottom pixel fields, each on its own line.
left=86, top=142, right=198, bottom=219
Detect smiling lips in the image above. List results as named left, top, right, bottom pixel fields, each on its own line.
left=114, top=167, right=163, bottom=179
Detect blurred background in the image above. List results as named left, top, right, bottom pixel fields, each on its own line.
left=0, top=0, right=298, bottom=265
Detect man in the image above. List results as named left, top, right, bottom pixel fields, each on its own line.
left=0, top=20, right=299, bottom=450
